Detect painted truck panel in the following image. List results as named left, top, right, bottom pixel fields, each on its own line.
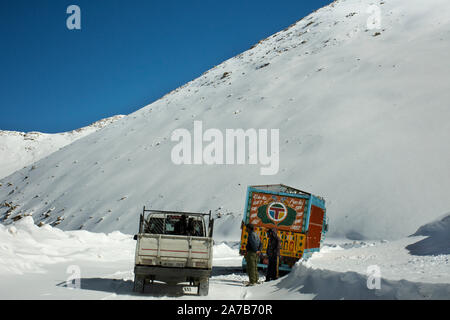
left=240, top=185, right=327, bottom=271
left=305, top=205, right=325, bottom=249
left=240, top=225, right=306, bottom=259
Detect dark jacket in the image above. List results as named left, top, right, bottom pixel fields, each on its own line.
left=174, top=217, right=187, bottom=235
left=246, top=230, right=262, bottom=253
left=266, top=229, right=281, bottom=258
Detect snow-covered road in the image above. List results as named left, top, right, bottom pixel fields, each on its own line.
left=0, top=217, right=448, bottom=300
left=0, top=217, right=251, bottom=300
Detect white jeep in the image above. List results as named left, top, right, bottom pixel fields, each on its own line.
left=133, top=207, right=214, bottom=296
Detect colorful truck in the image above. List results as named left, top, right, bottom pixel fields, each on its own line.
left=239, top=184, right=328, bottom=272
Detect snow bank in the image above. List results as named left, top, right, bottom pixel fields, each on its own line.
left=406, top=213, right=450, bottom=256
left=303, top=236, right=450, bottom=285
left=276, top=264, right=450, bottom=300
left=0, top=217, right=134, bottom=275
left=0, top=217, right=448, bottom=299
left=270, top=225, right=450, bottom=299
left=1, top=0, right=450, bottom=243
left=0, top=217, right=242, bottom=276
left=213, top=243, right=241, bottom=259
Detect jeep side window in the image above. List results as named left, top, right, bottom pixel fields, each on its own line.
left=146, top=217, right=164, bottom=234
left=165, top=218, right=176, bottom=234
left=192, top=220, right=204, bottom=236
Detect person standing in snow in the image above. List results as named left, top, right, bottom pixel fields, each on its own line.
left=265, top=228, right=281, bottom=281
left=245, top=223, right=262, bottom=286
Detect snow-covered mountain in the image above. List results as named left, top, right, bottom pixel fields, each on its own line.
left=0, top=115, right=125, bottom=179
left=1, top=0, right=450, bottom=240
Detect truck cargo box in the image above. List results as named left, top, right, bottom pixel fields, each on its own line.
left=133, top=208, right=214, bottom=295
left=240, top=184, right=327, bottom=271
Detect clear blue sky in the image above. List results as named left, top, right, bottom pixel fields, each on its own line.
left=0, top=0, right=333, bottom=133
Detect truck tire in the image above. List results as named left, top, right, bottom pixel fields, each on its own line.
left=133, top=275, right=145, bottom=293
left=198, top=278, right=209, bottom=296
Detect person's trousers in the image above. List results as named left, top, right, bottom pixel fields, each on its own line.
left=245, top=251, right=259, bottom=284
left=266, top=256, right=279, bottom=281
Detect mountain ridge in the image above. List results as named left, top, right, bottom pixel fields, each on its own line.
left=1, top=0, right=449, bottom=240
left=0, top=115, right=125, bottom=179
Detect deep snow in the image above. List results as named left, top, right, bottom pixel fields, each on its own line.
left=0, top=216, right=448, bottom=299
left=1, top=0, right=450, bottom=301
left=406, top=213, right=450, bottom=256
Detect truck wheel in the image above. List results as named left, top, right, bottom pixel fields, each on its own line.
left=134, top=275, right=145, bottom=293
left=198, top=278, right=209, bottom=296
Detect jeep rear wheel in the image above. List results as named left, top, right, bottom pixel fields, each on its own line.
left=133, top=275, right=145, bottom=293
left=198, top=278, right=209, bottom=296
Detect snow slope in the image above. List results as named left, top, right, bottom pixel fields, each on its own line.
left=1, top=0, right=450, bottom=240
left=0, top=217, right=448, bottom=299
left=0, top=115, right=125, bottom=179
left=406, top=213, right=450, bottom=256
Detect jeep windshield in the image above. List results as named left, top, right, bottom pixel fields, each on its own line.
left=144, top=213, right=206, bottom=236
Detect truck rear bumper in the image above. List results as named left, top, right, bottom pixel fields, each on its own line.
left=134, top=265, right=211, bottom=283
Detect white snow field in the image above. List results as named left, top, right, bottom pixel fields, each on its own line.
left=0, top=216, right=448, bottom=299
left=0, top=115, right=125, bottom=179
left=1, top=0, right=450, bottom=299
